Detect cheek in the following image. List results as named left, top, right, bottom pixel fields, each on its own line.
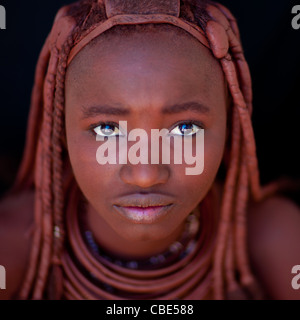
left=203, top=123, right=226, bottom=179
left=66, top=130, right=116, bottom=205
left=205, top=126, right=226, bottom=170
left=174, top=125, right=226, bottom=203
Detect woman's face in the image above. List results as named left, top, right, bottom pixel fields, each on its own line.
left=65, top=29, right=227, bottom=256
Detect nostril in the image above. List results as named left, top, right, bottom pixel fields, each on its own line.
left=119, top=163, right=170, bottom=188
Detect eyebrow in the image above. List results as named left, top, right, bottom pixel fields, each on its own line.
left=81, top=104, right=130, bottom=119
left=81, top=101, right=210, bottom=119
left=162, top=102, right=210, bottom=115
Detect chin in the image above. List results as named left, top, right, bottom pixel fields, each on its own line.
left=119, top=223, right=168, bottom=242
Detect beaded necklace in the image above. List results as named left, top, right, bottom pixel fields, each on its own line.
left=83, top=213, right=200, bottom=271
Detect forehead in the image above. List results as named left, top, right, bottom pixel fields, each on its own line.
left=65, top=25, right=225, bottom=109
left=67, top=24, right=222, bottom=76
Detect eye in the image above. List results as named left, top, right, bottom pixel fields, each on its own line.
left=169, top=122, right=202, bottom=136
left=93, top=123, right=121, bottom=137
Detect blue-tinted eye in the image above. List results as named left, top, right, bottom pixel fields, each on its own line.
left=93, top=123, right=120, bottom=137
left=170, top=123, right=201, bottom=136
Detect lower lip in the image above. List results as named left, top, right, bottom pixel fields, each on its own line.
left=113, top=205, right=173, bottom=224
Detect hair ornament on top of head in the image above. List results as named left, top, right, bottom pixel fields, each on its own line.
left=103, top=0, right=180, bottom=17
left=67, top=0, right=210, bottom=65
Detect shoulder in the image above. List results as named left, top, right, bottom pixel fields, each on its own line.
left=247, top=195, right=300, bottom=299
left=0, top=189, right=34, bottom=299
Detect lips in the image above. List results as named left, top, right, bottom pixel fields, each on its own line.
left=113, top=193, right=175, bottom=224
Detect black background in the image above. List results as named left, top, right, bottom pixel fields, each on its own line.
left=0, top=0, right=299, bottom=197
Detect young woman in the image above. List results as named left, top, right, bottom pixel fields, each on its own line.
left=0, top=0, right=299, bottom=300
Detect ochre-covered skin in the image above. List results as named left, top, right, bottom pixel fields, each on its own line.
left=1, top=0, right=298, bottom=300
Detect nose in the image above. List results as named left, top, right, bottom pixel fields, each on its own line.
left=119, top=163, right=170, bottom=188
